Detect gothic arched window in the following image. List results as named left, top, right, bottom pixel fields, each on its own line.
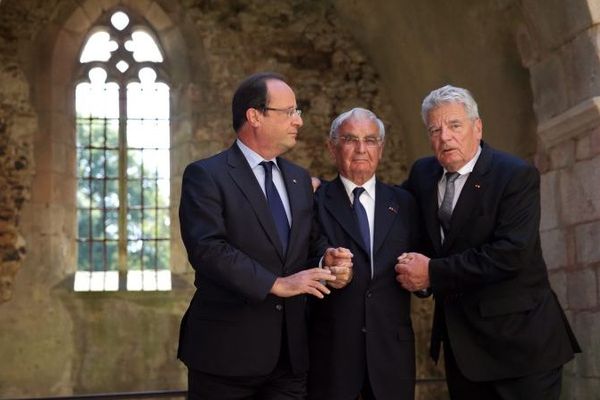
left=74, top=9, right=171, bottom=291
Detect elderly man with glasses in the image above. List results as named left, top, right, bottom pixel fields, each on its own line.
left=308, top=108, right=421, bottom=400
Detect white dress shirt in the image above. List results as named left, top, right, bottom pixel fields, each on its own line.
left=340, top=174, right=376, bottom=277
left=437, top=145, right=482, bottom=240
left=236, top=139, right=292, bottom=225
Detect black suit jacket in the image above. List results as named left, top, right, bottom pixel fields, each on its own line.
left=178, top=142, right=328, bottom=376
left=403, top=142, right=580, bottom=381
left=308, top=177, right=419, bottom=400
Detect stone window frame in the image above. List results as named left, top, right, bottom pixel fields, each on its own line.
left=74, top=7, right=172, bottom=291
left=30, top=0, right=193, bottom=293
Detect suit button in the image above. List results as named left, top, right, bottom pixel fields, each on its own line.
left=366, top=291, right=373, bottom=298
left=361, top=326, right=367, bottom=333
left=275, top=304, right=283, bottom=311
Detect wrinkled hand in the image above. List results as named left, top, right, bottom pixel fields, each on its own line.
left=325, top=265, right=353, bottom=289
left=395, top=252, right=430, bottom=292
left=324, top=247, right=353, bottom=268
left=270, top=268, right=336, bottom=299
left=323, top=247, right=354, bottom=289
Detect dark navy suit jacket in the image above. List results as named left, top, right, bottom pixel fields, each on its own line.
left=403, top=142, right=580, bottom=381
left=308, top=177, right=420, bottom=400
left=178, top=142, right=327, bottom=376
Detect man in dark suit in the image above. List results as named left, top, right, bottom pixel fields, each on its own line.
left=395, top=85, right=581, bottom=399
left=308, top=108, right=420, bottom=400
left=178, top=72, right=353, bottom=400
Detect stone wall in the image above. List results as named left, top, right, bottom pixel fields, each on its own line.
left=171, top=0, right=408, bottom=180
left=0, top=2, right=35, bottom=304
left=512, top=0, right=600, bottom=396
left=333, top=0, right=537, bottom=162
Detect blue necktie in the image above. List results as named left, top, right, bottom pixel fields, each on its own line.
left=353, top=187, right=370, bottom=255
left=260, top=161, right=290, bottom=252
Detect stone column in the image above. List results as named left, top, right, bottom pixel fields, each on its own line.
left=515, top=0, right=600, bottom=396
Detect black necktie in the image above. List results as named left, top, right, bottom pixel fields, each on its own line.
left=438, top=172, right=460, bottom=235
left=353, top=187, right=370, bottom=254
left=260, top=161, right=290, bottom=252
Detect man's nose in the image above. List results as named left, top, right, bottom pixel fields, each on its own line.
left=292, top=113, right=303, bottom=127
left=440, top=125, right=453, bottom=141
left=355, top=142, right=367, bottom=152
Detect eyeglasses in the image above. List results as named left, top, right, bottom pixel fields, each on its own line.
left=262, top=107, right=302, bottom=118
left=334, top=135, right=383, bottom=148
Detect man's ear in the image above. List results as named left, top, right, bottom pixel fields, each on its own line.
left=246, top=108, right=262, bottom=127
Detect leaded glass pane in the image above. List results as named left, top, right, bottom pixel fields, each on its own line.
left=75, top=8, right=170, bottom=291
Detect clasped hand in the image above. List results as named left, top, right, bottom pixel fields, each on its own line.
left=323, top=247, right=354, bottom=289
left=395, top=252, right=430, bottom=292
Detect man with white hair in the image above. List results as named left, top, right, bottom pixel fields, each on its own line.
left=308, top=108, right=420, bottom=400
left=396, top=85, right=581, bottom=399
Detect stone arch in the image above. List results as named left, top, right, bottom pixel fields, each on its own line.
left=27, top=0, right=196, bottom=286
left=511, top=1, right=600, bottom=395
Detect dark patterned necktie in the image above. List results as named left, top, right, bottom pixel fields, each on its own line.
left=353, top=187, right=370, bottom=254
left=438, top=172, right=460, bottom=235
left=260, top=161, right=290, bottom=252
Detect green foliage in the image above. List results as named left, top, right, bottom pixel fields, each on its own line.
left=76, top=117, right=170, bottom=272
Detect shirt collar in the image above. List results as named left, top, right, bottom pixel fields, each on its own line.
left=236, top=139, right=280, bottom=169
left=339, top=174, right=376, bottom=201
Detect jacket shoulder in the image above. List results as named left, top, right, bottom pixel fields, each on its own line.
left=407, top=156, right=439, bottom=177
left=484, top=146, right=539, bottom=181
left=489, top=147, right=532, bottom=169
left=184, top=148, right=229, bottom=171
left=278, top=157, right=310, bottom=175
left=313, top=178, right=334, bottom=203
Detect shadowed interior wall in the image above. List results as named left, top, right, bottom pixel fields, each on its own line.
left=334, top=0, right=536, bottom=162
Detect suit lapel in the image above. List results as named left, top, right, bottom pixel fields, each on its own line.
left=323, top=177, right=370, bottom=256
left=423, top=165, right=444, bottom=254
left=442, top=143, right=492, bottom=251
left=372, top=181, right=399, bottom=257
left=227, top=144, right=285, bottom=260
left=278, top=157, right=304, bottom=262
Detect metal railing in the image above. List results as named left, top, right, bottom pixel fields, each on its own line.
left=3, top=378, right=445, bottom=400
left=3, top=390, right=186, bottom=400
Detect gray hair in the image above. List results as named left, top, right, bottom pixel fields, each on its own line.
left=421, top=85, right=479, bottom=124
left=329, top=107, right=385, bottom=140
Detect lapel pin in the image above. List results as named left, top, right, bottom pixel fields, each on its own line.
left=388, top=206, right=398, bottom=214
left=292, top=179, right=297, bottom=184
left=474, top=184, right=481, bottom=189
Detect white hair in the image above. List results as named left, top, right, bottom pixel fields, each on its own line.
left=421, top=85, right=479, bottom=124
left=329, top=107, right=385, bottom=139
